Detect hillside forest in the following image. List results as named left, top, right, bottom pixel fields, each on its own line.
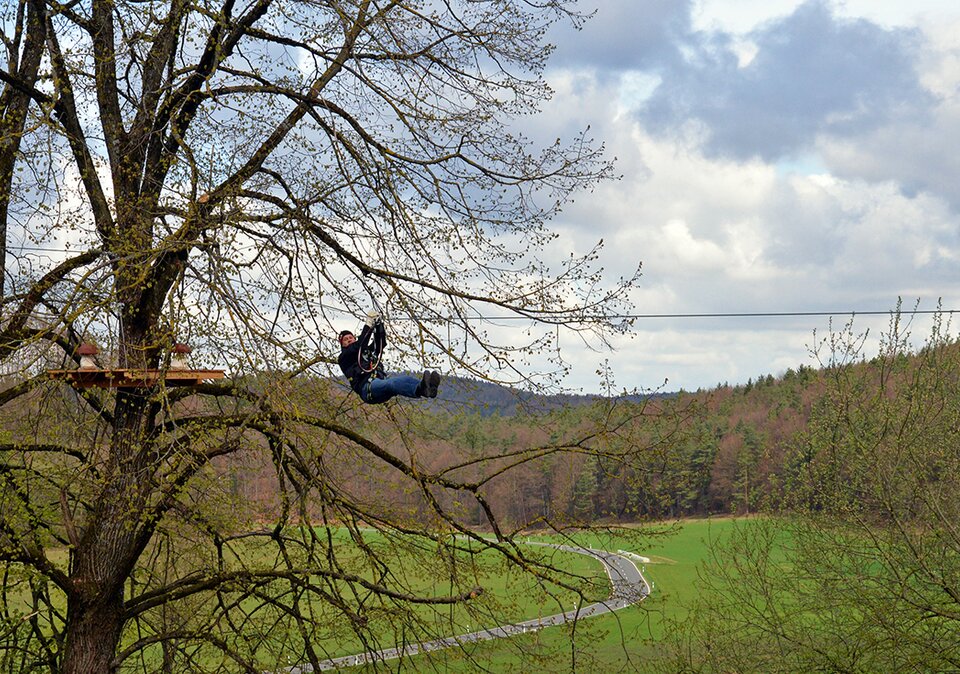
left=2, top=311, right=957, bottom=671
left=46, top=317, right=947, bottom=534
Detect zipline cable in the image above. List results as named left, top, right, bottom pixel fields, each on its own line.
left=378, top=309, right=957, bottom=322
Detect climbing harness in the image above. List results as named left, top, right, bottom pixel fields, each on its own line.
left=356, top=289, right=395, bottom=375
left=357, top=318, right=386, bottom=374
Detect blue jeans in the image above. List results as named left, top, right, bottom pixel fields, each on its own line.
left=362, top=375, right=421, bottom=404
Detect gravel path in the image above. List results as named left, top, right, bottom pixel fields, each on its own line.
left=282, top=543, right=650, bottom=672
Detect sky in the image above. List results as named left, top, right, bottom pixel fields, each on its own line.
left=524, top=0, right=960, bottom=393
left=10, top=0, right=957, bottom=395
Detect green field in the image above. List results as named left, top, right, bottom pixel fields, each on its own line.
left=146, top=528, right=613, bottom=670
left=330, top=517, right=751, bottom=672
left=3, top=519, right=750, bottom=672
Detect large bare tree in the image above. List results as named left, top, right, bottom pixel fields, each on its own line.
left=0, top=0, right=646, bottom=670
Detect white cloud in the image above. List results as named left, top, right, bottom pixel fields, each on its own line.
left=692, top=0, right=804, bottom=34
left=522, top=0, right=960, bottom=392
left=832, top=0, right=959, bottom=28
left=801, top=14, right=960, bottom=210
left=917, top=17, right=960, bottom=95
left=659, top=219, right=725, bottom=269
left=615, top=71, right=662, bottom=117
left=536, top=111, right=959, bottom=390
left=696, top=0, right=958, bottom=34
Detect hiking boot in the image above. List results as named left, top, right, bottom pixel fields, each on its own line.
left=427, top=370, right=441, bottom=398
left=416, top=370, right=431, bottom=397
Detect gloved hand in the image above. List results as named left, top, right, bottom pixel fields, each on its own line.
left=364, top=310, right=381, bottom=327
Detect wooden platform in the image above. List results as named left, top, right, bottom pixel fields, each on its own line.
left=47, top=368, right=226, bottom=389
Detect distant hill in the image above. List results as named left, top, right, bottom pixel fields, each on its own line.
left=399, top=373, right=668, bottom=416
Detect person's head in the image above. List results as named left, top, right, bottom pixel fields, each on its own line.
left=338, top=330, right=356, bottom=348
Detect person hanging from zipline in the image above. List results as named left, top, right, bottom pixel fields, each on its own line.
left=338, top=310, right=441, bottom=404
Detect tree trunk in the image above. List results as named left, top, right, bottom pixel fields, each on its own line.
left=63, top=392, right=153, bottom=673
left=63, top=592, right=125, bottom=674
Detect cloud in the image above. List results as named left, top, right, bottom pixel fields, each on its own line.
left=526, top=1, right=960, bottom=392
left=584, top=326, right=826, bottom=391
left=807, top=14, right=960, bottom=210
left=548, top=0, right=694, bottom=73
left=628, top=131, right=957, bottom=301
left=819, top=102, right=960, bottom=210
left=639, top=0, right=934, bottom=161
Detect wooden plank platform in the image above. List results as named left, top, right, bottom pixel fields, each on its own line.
left=47, top=368, right=226, bottom=389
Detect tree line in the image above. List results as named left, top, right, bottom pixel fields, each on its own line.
left=201, top=356, right=886, bottom=530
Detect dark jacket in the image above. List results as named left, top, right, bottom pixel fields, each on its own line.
left=338, top=324, right=386, bottom=395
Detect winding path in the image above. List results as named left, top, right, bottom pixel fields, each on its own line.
left=284, top=544, right=650, bottom=672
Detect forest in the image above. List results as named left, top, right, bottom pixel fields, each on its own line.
left=4, top=314, right=957, bottom=672
left=141, top=330, right=954, bottom=532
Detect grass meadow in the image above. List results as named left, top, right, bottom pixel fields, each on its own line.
left=332, top=517, right=750, bottom=672
left=4, top=518, right=750, bottom=672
